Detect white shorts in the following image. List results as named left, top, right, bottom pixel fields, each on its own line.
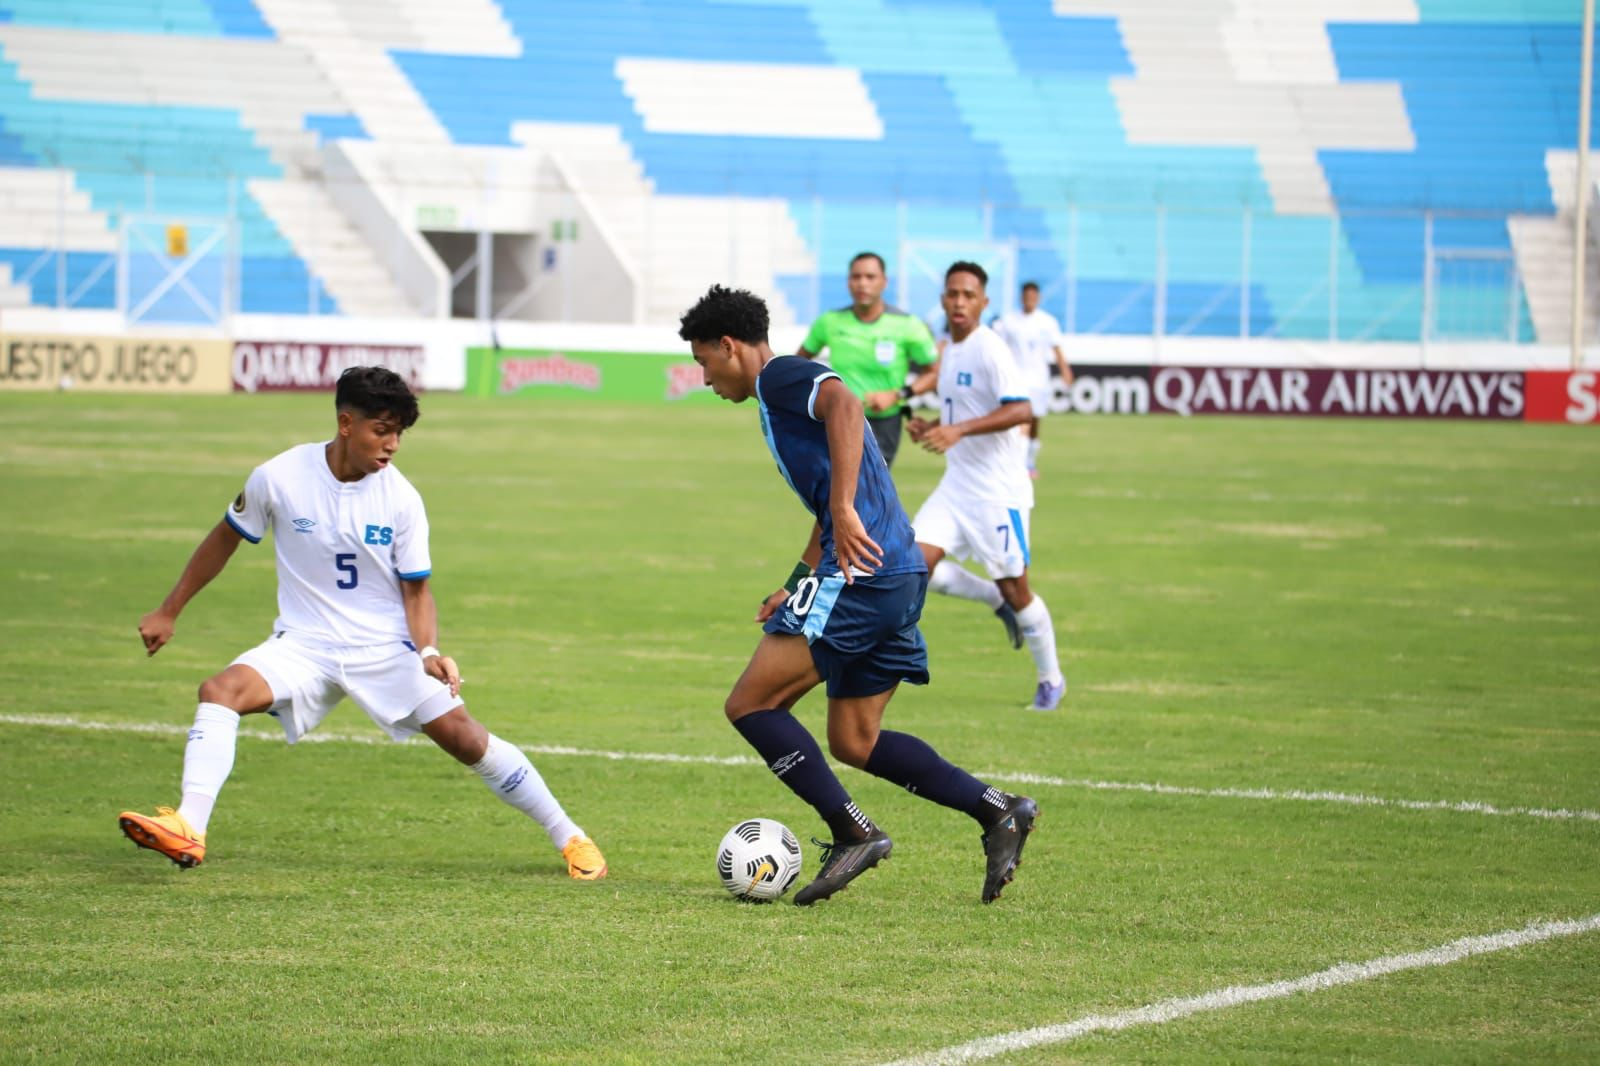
left=233, top=632, right=459, bottom=744
left=911, top=486, right=1031, bottom=580
left=1028, top=381, right=1054, bottom=418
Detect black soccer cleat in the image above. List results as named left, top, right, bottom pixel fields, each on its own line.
left=980, top=794, right=1037, bottom=904
left=793, top=830, right=893, bottom=906
left=994, top=603, right=1024, bottom=650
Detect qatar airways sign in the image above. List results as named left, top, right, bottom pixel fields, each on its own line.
left=1148, top=366, right=1524, bottom=420
left=232, top=341, right=426, bottom=393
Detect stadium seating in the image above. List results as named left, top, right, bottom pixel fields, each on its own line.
left=0, top=0, right=1590, bottom=338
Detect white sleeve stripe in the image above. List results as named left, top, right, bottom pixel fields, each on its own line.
left=807, top=371, right=842, bottom=420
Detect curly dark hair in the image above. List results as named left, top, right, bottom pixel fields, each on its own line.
left=678, top=285, right=770, bottom=345
left=335, top=366, right=420, bottom=428
left=946, top=260, right=989, bottom=288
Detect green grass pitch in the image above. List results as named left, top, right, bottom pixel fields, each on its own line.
left=1, top=391, right=1597, bottom=1064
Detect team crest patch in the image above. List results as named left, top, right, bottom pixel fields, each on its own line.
left=232, top=492, right=246, bottom=513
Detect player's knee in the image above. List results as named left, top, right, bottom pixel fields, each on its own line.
left=423, top=707, right=484, bottom=764
left=827, top=733, right=872, bottom=769
left=998, top=579, right=1032, bottom=611
left=197, top=673, right=246, bottom=710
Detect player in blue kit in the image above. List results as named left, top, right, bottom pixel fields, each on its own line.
left=679, top=284, right=1037, bottom=906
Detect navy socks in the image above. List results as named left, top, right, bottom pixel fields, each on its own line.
left=865, top=730, right=1004, bottom=823
left=733, top=709, right=872, bottom=841
left=733, top=712, right=1004, bottom=837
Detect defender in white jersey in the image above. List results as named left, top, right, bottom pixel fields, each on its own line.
left=907, top=262, right=1068, bottom=711
left=118, top=367, right=607, bottom=880
left=993, top=281, right=1073, bottom=479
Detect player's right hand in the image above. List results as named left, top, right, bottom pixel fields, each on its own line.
left=831, top=506, right=883, bottom=584
left=906, top=417, right=934, bottom=442
left=139, top=610, right=175, bottom=656
left=756, top=588, right=788, bottom=622
left=423, top=652, right=463, bottom=698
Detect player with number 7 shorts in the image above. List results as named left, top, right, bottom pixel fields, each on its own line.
left=905, top=262, right=1068, bottom=712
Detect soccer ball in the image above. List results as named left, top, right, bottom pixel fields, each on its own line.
left=716, top=818, right=803, bottom=902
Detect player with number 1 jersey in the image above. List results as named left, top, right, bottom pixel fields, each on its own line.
left=907, top=262, right=1068, bottom=711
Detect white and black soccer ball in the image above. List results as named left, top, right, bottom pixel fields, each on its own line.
left=716, top=818, right=802, bottom=902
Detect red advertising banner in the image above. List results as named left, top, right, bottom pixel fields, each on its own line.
left=1147, top=366, right=1524, bottom=420
left=231, top=341, right=426, bottom=393
left=1525, top=370, right=1600, bottom=425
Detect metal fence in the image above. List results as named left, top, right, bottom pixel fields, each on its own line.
left=9, top=167, right=1537, bottom=342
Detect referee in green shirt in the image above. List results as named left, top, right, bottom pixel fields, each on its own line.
left=798, top=251, right=937, bottom=468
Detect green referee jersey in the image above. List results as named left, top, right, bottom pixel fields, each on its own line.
left=799, top=305, right=937, bottom=419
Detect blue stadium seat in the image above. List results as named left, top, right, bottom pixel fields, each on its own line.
left=0, top=0, right=1580, bottom=336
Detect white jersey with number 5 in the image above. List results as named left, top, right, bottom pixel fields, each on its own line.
left=935, top=324, right=1033, bottom=507
left=224, top=442, right=431, bottom=645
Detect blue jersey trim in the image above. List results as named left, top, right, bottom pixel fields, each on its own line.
left=806, top=371, right=841, bottom=421
left=801, top=575, right=847, bottom=643
left=999, top=396, right=1030, bottom=405
left=224, top=512, right=261, bottom=544
left=396, top=568, right=432, bottom=581
left=1008, top=509, right=1030, bottom=566
left=755, top=376, right=803, bottom=503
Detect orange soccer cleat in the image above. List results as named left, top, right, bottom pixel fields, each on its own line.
left=119, top=806, right=206, bottom=869
left=561, top=834, right=608, bottom=881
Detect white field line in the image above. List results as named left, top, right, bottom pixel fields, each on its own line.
left=884, top=913, right=1600, bottom=1065
left=981, top=770, right=1600, bottom=824
left=4, top=712, right=1599, bottom=823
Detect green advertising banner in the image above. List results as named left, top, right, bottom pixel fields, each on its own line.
left=465, top=347, right=715, bottom=404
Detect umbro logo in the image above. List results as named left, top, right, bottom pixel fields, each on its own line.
left=292, top=517, right=316, bottom=533
left=769, top=751, right=805, bottom=778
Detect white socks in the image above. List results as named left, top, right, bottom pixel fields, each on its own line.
left=177, top=702, right=239, bottom=834
left=471, top=734, right=582, bottom=848
left=1016, top=595, right=1064, bottom=685
left=930, top=559, right=1003, bottom=610
left=170, top=709, right=582, bottom=848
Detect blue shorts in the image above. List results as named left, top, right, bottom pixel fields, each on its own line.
left=763, top=570, right=931, bottom=699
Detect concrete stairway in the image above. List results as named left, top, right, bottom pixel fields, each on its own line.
left=512, top=120, right=812, bottom=325
left=1507, top=150, right=1600, bottom=344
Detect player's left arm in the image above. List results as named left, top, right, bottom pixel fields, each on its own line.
left=400, top=577, right=461, bottom=698
left=1047, top=313, right=1073, bottom=385
left=393, top=489, right=459, bottom=697
left=814, top=377, right=883, bottom=583
left=1053, top=345, right=1074, bottom=386
left=756, top=522, right=824, bottom=622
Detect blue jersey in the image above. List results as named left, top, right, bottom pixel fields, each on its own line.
left=754, top=356, right=925, bottom=580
